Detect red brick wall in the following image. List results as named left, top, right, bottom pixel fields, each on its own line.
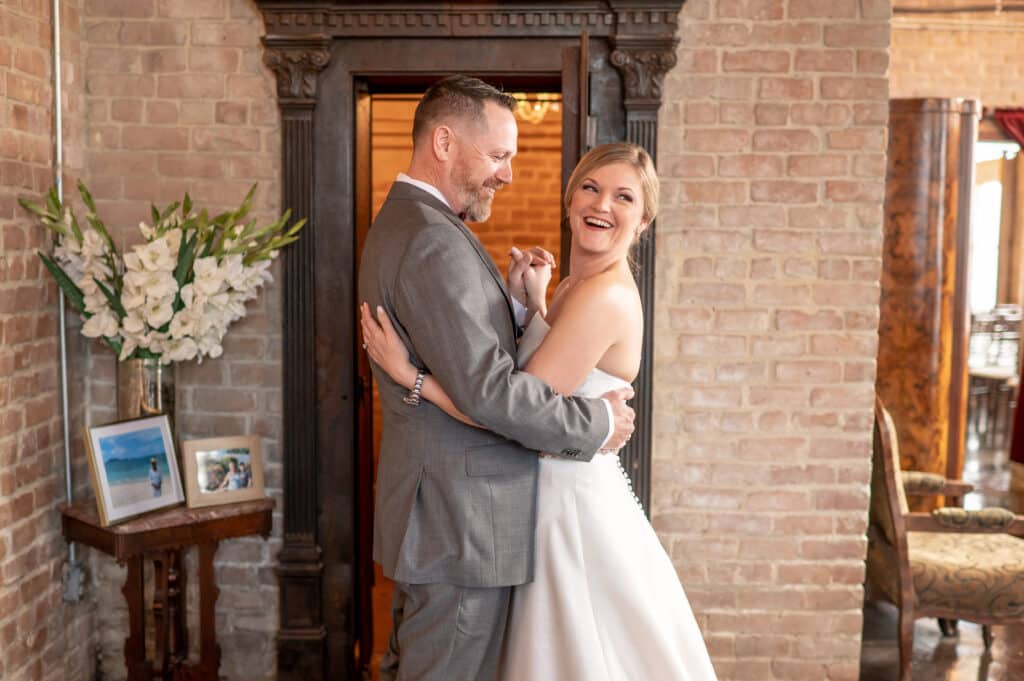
left=653, top=0, right=887, bottom=678
left=890, top=17, right=1024, bottom=107
left=4, top=1, right=892, bottom=679
left=79, top=0, right=282, bottom=678
left=0, top=1, right=97, bottom=680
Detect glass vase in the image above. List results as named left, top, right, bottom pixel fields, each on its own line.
left=116, top=357, right=176, bottom=430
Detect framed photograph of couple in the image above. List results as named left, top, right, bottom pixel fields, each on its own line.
left=84, top=415, right=185, bottom=526
left=180, top=435, right=265, bottom=508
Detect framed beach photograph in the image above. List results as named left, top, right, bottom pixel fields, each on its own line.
left=181, top=435, right=265, bottom=508
left=84, top=415, right=185, bottom=526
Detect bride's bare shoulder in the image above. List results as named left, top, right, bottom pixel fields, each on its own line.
left=566, top=269, right=639, bottom=312
left=552, top=270, right=642, bottom=335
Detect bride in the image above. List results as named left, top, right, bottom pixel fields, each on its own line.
left=361, top=142, right=717, bottom=681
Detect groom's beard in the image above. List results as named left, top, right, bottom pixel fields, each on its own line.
left=456, top=175, right=505, bottom=223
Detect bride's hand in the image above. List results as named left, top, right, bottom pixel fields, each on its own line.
left=360, top=303, right=417, bottom=389
left=508, top=246, right=554, bottom=314
left=522, top=260, right=551, bottom=315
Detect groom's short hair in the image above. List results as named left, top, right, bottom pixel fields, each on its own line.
left=412, top=75, right=517, bottom=144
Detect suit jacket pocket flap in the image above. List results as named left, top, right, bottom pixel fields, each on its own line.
left=465, top=442, right=536, bottom=477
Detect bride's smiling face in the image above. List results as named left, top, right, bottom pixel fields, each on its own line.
left=567, top=162, right=648, bottom=259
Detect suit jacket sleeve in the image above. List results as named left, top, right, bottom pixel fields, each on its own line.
left=391, top=222, right=609, bottom=459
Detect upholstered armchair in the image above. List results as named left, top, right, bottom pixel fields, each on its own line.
left=865, top=398, right=1024, bottom=681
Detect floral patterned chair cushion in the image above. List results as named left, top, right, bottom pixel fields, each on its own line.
left=908, top=531, right=1024, bottom=618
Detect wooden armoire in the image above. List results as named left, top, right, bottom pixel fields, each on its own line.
left=877, top=98, right=979, bottom=504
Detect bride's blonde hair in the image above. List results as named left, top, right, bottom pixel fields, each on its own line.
left=563, top=142, right=660, bottom=229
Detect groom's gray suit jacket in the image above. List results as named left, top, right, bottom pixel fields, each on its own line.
left=358, top=182, right=611, bottom=588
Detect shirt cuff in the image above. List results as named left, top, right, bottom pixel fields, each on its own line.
left=512, top=296, right=528, bottom=327
left=598, top=398, right=615, bottom=450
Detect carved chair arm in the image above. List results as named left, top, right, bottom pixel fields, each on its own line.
left=904, top=508, right=1024, bottom=536
left=900, top=471, right=974, bottom=497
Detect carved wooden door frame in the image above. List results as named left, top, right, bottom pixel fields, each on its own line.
left=255, top=3, right=683, bottom=679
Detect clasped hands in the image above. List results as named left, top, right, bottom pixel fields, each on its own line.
left=507, top=246, right=555, bottom=320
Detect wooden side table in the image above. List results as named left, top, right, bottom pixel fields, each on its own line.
left=60, top=498, right=274, bottom=681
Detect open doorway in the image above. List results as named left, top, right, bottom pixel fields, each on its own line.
left=964, top=135, right=1023, bottom=506
left=354, top=86, right=566, bottom=677
left=260, top=14, right=680, bottom=675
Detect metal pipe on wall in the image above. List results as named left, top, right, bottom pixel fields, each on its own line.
left=51, top=0, right=85, bottom=602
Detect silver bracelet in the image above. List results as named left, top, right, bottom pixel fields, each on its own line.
left=403, top=369, right=426, bottom=406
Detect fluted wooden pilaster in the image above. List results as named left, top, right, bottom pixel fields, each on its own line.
left=263, top=35, right=331, bottom=681
left=611, top=37, right=677, bottom=517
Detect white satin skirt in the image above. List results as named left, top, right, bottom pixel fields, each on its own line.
left=497, top=454, right=718, bottom=681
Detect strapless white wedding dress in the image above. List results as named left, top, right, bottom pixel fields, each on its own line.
left=497, top=316, right=718, bottom=681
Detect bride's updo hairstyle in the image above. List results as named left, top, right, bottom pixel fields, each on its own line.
left=563, top=142, right=660, bottom=231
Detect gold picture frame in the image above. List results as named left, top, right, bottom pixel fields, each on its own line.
left=180, top=435, right=265, bottom=508
left=84, top=414, right=185, bottom=526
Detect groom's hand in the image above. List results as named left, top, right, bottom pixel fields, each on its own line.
left=507, top=246, right=555, bottom=307
left=600, top=386, right=635, bottom=453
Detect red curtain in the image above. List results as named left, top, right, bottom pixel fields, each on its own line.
left=994, top=108, right=1024, bottom=147
left=997, top=109, right=1024, bottom=464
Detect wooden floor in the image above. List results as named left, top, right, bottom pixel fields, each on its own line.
left=366, top=433, right=1023, bottom=680
left=860, top=603, right=1024, bottom=681
left=859, top=432, right=1024, bottom=681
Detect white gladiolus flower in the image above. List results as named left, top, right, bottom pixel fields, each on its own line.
left=121, top=285, right=145, bottom=311
left=123, top=251, right=143, bottom=272
left=118, top=338, right=138, bottom=362
left=193, top=257, right=227, bottom=296
left=197, top=334, right=223, bottom=359
left=138, top=237, right=176, bottom=272
left=82, top=310, right=119, bottom=338
left=179, top=283, right=195, bottom=309
left=88, top=261, right=113, bottom=281
left=222, top=255, right=246, bottom=290
left=144, top=300, right=174, bottom=329
left=77, top=275, right=98, bottom=296
left=166, top=338, right=198, bottom=363
left=165, top=229, right=182, bottom=255
left=124, top=270, right=177, bottom=302
left=138, top=221, right=155, bottom=240
left=80, top=231, right=107, bottom=260
left=168, top=311, right=198, bottom=339
left=122, top=313, right=146, bottom=337
left=83, top=295, right=108, bottom=315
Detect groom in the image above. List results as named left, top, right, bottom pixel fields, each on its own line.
left=358, top=75, right=635, bottom=681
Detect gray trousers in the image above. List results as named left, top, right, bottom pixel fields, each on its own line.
left=379, top=581, right=512, bottom=681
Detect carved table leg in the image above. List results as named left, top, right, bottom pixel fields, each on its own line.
left=169, top=549, right=188, bottom=663
left=153, top=551, right=171, bottom=678
left=122, top=557, right=150, bottom=681
left=198, top=543, right=222, bottom=677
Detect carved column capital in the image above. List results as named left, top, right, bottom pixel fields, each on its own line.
left=262, top=37, right=331, bottom=104
left=609, top=40, right=678, bottom=109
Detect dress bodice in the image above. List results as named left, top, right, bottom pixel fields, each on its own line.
left=517, top=315, right=632, bottom=398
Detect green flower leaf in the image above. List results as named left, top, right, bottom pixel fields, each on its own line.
left=37, top=251, right=85, bottom=314
left=94, top=277, right=127, bottom=319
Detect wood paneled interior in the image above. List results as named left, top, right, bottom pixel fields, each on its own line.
left=877, top=98, right=977, bottom=510
left=366, top=94, right=565, bottom=670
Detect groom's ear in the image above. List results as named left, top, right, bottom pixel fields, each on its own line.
left=433, top=125, right=453, bottom=161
